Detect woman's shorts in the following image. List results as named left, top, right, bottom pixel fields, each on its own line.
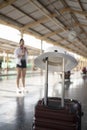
left=17, top=60, right=27, bottom=68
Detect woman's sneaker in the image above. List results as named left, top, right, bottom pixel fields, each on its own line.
left=21, top=87, right=28, bottom=94
left=16, top=88, right=22, bottom=95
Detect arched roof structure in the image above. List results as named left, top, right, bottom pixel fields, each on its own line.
left=0, top=0, right=87, bottom=57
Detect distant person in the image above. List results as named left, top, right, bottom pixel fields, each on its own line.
left=0, top=61, right=2, bottom=74
left=65, top=71, right=71, bottom=79
left=14, top=38, right=28, bottom=95
left=82, top=67, right=86, bottom=74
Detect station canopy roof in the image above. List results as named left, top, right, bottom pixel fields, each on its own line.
left=0, top=0, right=87, bottom=57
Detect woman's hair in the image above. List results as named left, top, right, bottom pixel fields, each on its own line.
left=19, top=38, right=24, bottom=44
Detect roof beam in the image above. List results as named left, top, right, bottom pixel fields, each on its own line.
left=60, top=7, right=87, bottom=16
left=40, top=27, right=67, bottom=40
left=21, top=13, right=57, bottom=30
left=0, top=0, right=16, bottom=9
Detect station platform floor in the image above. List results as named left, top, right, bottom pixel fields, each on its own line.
left=0, top=71, right=87, bottom=130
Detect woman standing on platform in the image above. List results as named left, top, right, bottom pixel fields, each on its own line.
left=14, top=38, right=28, bottom=95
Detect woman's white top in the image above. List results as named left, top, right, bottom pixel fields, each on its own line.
left=14, top=47, right=28, bottom=66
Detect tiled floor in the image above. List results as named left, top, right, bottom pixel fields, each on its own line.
left=0, top=71, right=87, bottom=130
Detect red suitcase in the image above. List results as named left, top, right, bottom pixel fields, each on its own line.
left=33, top=97, right=83, bottom=130
left=33, top=51, right=83, bottom=130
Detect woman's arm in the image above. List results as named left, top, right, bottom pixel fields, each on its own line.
left=24, top=47, right=28, bottom=54
left=17, top=53, right=24, bottom=57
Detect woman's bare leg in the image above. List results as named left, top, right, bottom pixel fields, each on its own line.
left=16, top=67, right=22, bottom=88
left=21, top=68, right=26, bottom=88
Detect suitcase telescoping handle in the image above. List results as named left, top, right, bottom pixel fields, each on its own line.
left=43, top=56, right=65, bottom=108
left=44, top=57, right=48, bottom=106
left=62, top=58, right=65, bottom=107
